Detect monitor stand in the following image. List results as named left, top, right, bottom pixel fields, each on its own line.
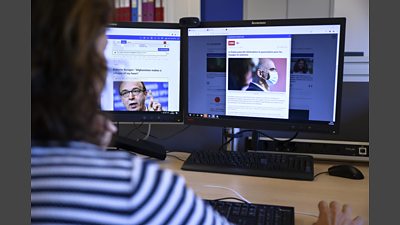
left=251, top=130, right=263, bottom=151
left=247, top=131, right=298, bottom=152
left=223, top=128, right=265, bottom=152
left=111, top=135, right=167, bottom=160
left=224, top=127, right=241, bottom=151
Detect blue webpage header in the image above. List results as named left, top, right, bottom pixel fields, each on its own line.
left=227, top=34, right=291, bottom=39
left=107, top=35, right=180, bottom=41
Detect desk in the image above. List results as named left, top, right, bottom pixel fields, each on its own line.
left=157, top=152, right=369, bottom=225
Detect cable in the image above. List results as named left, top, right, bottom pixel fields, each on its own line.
left=137, top=130, right=158, bottom=139
left=229, top=129, right=255, bottom=138
left=203, top=185, right=251, bottom=204
left=116, top=121, right=120, bottom=134
left=211, top=197, right=249, bottom=204
left=167, top=154, right=186, bottom=162
left=125, top=123, right=156, bottom=140
left=295, top=211, right=318, bottom=218
left=218, top=129, right=299, bottom=151
left=257, top=130, right=299, bottom=143
left=218, top=129, right=255, bottom=151
left=157, top=125, right=191, bottom=140
left=142, top=123, right=151, bottom=140
left=221, top=128, right=226, bottom=148
left=314, top=171, right=329, bottom=178
left=126, top=122, right=144, bottom=138
left=130, top=125, right=191, bottom=141
left=218, top=138, right=233, bottom=151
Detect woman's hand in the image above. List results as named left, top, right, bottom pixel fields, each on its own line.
left=313, top=201, right=363, bottom=225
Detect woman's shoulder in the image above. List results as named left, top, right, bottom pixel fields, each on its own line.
left=32, top=141, right=131, bottom=157
left=31, top=141, right=177, bottom=181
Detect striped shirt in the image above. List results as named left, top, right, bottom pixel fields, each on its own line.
left=31, top=142, right=232, bottom=225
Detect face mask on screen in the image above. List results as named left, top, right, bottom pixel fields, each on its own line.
left=267, top=71, right=278, bottom=86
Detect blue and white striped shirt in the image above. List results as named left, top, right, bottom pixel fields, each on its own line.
left=31, top=142, right=232, bottom=225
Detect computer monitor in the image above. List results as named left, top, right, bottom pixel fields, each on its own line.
left=184, top=18, right=346, bottom=135
left=101, top=22, right=183, bottom=123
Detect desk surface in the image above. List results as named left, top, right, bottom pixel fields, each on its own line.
left=157, top=152, right=369, bottom=225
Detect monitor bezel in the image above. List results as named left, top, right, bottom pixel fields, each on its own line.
left=103, top=22, right=184, bottom=123
left=183, top=17, right=346, bottom=134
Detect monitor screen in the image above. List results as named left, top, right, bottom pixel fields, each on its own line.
left=101, top=22, right=182, bottom=123
left=185, top=18, right=346, bottom=133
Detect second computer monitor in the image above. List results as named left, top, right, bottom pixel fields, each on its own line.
left=185, top=18, right=346, bottom=134
left=101, top=22, right=182, bottom=123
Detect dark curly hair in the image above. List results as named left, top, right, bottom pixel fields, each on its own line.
left=32, top=0, right=114, bottom=146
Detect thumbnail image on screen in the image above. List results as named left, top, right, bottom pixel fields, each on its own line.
left=113, top=81, right=168, bottom=112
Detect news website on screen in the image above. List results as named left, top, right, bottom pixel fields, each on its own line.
left=101, top=27, right=181, bottom=112
left=187, top=24, right=340, bottom=123
left=225, top=34, right=291, bottom=119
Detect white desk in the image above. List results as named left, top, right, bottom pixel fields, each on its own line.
left=157, top=152, right=369, bottom=225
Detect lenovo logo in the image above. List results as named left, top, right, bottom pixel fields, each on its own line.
left=251, top=21, right=267, bottom=25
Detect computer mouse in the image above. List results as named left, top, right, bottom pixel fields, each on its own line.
left=328, top=164, right=364, bottom=180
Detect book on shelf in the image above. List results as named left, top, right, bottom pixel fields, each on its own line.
left=131, top=0, right=138, bottom=22
left=154, top=0, right=164, bottom=22
left=142, top=0, right=155, bottom=22
left=114, top=0, right=131, bottom=22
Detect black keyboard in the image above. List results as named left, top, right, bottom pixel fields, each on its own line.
left=205, top=199, right=295, bottom=225
left=181, top=151, right=314, bottom=181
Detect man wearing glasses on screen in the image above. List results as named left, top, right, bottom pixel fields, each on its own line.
left=119, top=81, right=163, bottom=111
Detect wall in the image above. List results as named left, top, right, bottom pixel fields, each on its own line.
left=334, top=0, right=369, bottom=82
left=334, top=0, right=369, bottom=57
left=288, top=0, right=333, bottom=18
left=164, top=0, right=369, bottom=80
left=243, top=0, right=369, bottom=81
left=164, top=0, right=200, bottom=23
left=243, top=0, right=287, bottom=19
left=164, top=0, right=369, bottom=60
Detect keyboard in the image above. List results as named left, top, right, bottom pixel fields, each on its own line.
left=205, top=199, right=295, bottom=225
left=181, top=151, right=314, bottom=181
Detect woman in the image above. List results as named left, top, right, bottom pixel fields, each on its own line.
left=31, top=1, right=362, bottom=224
left=293, top=58, right=309, bottom=73
left=32, top=0, right=230, bottom=224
